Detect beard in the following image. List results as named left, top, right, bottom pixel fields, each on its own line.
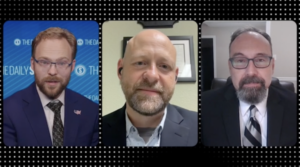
left=121, top=79, right=174, bottom=116
left=35, top=75, right=70, bottom=100
left=236, top=75, right=267, bottom=104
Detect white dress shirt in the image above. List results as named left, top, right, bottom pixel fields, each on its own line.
left=36, top=85, right=65, bottom=143
left=125, top=107, right=167, bottom=146
left=239, top=89, right=268, bottom=146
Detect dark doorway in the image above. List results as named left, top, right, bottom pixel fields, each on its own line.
left=201, top=38, right=215, bottom=92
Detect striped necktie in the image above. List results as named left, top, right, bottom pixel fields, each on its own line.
left=47, top=100, right=64, bottom=146
left=243, top=105, right=262, bottom=146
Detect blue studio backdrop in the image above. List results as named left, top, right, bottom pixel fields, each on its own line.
left=4, top=21, right=99, bottom=104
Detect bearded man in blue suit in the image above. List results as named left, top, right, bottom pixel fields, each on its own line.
left=4, top=27, right=98, bottom=146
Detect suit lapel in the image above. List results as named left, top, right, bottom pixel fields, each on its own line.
left=160, top=104, right=190, bottom=146
left=266, top=86, right=284, bottom=146
left=23, top=83, right=52, bottom=146
left=222, top=84, right=241, bottom=146
left=63, top=89, right=81, bottom=146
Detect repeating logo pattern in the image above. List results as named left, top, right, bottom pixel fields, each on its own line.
left=75, top=65, right=86, bottom=76
left=77, top=38, right=84, bottom=46
left=14, top=38, right=21, bottom=46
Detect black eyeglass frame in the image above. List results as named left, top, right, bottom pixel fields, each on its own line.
left=228, top=56, right=273, bottom=69
left=33, top=57, right=73, bottom=68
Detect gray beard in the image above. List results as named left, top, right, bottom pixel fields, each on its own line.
left=129, top=92, right=166, bottom=116
left=236, top=86, right=267, bottom=104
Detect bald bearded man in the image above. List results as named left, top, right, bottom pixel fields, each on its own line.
left=102, top=30, right=198, bottom=147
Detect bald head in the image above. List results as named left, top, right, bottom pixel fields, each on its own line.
left=123, top=29, right=176, bottom=62
left=229, top=27, right=273, bottom=55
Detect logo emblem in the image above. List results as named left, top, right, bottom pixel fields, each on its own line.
left=14, top=39, right=21, bottom=46
left=74, top=65, right=86, bottom=76
left=77, top=38, right=84, bottom=46
left=74, top=110, right=81, bottom=115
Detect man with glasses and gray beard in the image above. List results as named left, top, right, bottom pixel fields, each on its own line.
left=4, top=27, right=98, bottom=146
left=201, top=27, right=296, bottom=146
left=102, top=29, right=198, bottom=146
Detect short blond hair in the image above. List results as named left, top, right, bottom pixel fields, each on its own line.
left=31, top=27, right=77, bottom=59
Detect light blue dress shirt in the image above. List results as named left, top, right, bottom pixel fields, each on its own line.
left=125, top=107, right=167, bottom=146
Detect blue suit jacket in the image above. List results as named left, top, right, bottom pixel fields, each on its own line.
left=4, top=82, right=99, bottom=146
left=102, top=104, right=198, bottom=146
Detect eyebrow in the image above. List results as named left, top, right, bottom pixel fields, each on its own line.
left=37, top=57, right=71, bottom=62
left=129, top=54, right=147, bottom=61
left=231, top=52, right=271, bottom=57
left=130, top=54, right=175, bottom=66
left=131, top=53, right=173, bottom=61
left=38, top=56, right=69, bottom=59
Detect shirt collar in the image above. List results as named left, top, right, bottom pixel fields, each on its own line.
left=240, top=89, right=268, bottom=117
left=125, top=107, right=167, bottom=137
left=36, top=84, right=65, bottom=108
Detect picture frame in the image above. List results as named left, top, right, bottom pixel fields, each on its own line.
left=122, top=36, right=196, bottom=82
left=137, top=21, right=178, bottom=28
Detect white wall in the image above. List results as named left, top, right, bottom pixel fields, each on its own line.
left=201, top=21, right=296, bottom=92
left=268, top=21, right=297, bottom=90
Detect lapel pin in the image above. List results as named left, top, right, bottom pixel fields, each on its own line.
left=74, top=110, right=81, bottom=115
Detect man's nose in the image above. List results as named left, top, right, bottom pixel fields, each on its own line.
left=143, top=64, right=159, bottom=83
left=245, top=60, right=258, bottom=76
left=48, top=63, right=58, bottom=75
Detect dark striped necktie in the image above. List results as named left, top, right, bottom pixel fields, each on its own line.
left=243, top=105, right=262, bottom=146
left=47, top=100, right=64, bottom=146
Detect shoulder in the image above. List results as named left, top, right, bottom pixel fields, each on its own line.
left=4, top=87, right=29, bottom=106
left=5, top=89, right=24, bottom=101
left=168, top=104, right=197, bottom=121
left=102, top=105, right=125, bottom=124
left=269, top=84, right=296, bottom=102
left=202, top=88, right=220, bottom=101
left=66, top=88, right=98, bottom=109
left=202, top=84, right=231, bottom=99
left=202, top=84, right=235, bottom=104
left=4, top=86, right=34, bottom=117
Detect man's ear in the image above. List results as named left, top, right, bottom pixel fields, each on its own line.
left=175, top=67, right=179, bottom=82
left=30, top=57, right=35, bottom=71
left=118, top=67, right=123, bottom=75
left=228, top=59, right=234, bottom=76
left=117, top=58, right=123, bottom=79
left=271, top=58, right=275, bottom=75
left=71, top=59, right=76, bottom=72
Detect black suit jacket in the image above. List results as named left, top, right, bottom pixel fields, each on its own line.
left=201, top=82, right=296, bottom=146
left=102, top=104, right=198, bottom=146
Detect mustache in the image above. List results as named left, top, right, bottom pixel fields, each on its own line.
left=239, top=76, right=265, bottom=88
left=42, top=76, right=62, bottom=82
left=134, top=82, right=163, bottom=93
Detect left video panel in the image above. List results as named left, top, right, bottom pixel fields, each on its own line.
left=3, top=21, right=99, bottom=146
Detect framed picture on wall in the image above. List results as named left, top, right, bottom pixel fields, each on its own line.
left=122, top=36, right=196, bottom=82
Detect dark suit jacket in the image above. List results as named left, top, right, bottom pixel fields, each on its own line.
left=4, top=82, right=99, bottom=146
left=102, top=104, right=198, bottom=146
left=201, top=82, right=297, bottom=146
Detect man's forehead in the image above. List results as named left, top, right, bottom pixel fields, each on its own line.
left=234, top=31, right=268, bottom=42
left=129, top=30, right=168, bottom=44
left=124, top=30, right=176, bottom=59
left=230, top=32, right=271, bottom=51
left=134, top=29, right=166, bottom=37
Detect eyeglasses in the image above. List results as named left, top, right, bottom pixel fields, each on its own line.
left=229, top=56, right=273, bottom=69
left=33, top=57, right=73, bottom=70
